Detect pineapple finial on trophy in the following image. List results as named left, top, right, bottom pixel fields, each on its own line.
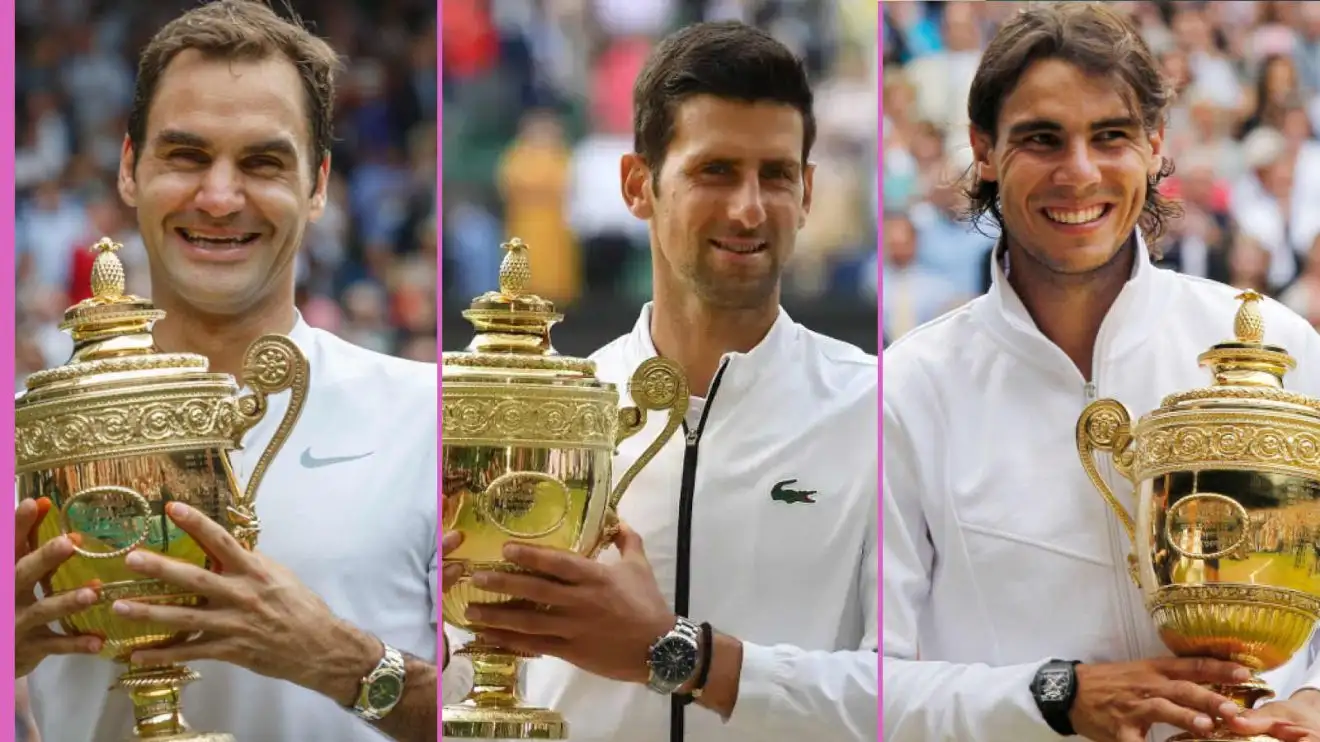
left=89, top=237, right=127, bottom=303
left=1233, top=289, right=1265, bottom=345
left=498, top=237, right=531, bottom=298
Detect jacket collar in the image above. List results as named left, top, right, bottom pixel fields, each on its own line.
left=622, top=302, right=799, bottom=399
left=974, top=230, right=1169, bottom=374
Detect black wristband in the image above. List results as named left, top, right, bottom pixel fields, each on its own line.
left=1031, top=659, right=1082, bottom=736
left=678, top=622, right=714, bottom=706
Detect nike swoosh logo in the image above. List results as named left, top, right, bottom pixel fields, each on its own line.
left=300, top=448, right=374, bottom=468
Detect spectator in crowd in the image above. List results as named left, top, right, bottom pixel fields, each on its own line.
left=881, top=1, right=1320, bottom=348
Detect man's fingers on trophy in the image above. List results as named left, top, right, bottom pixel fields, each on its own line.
left=131, top=636, right=237, bottom=668
left=1140, top=696, right=1218, bottom=735
left=1155, top=656, right=1253, bottom=685
left=476, top=628, right=565, bottom=657
left=442, top=563, right=464, bottom=592
left=466, top=602, right=576, bottom=638
left=14, top=499, right=41, bottom=559
left=471, top=569, right=575, bottom=607
left=165, top=503, right=252, bottom=571
left=112, top=600, right=235, bottom=636
left=15, top=536, right=75, bottom=596
left=502, top=542, right=601, bottom=585
left=18, top=587, right=100, bottom=632
left=1156, top=678, right=1242, bottom=721
left=122, top=549, right=234, bottom=599
left=442, top=530, right=464, bottom=556
left=21, top=632, right=103, bottom=665
left=613, top=522, right=647, bottom=561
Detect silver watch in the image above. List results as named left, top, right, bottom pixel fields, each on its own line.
left=351, top=644, right=407, bottom=721
left=645, top=617, right=702, bottom=695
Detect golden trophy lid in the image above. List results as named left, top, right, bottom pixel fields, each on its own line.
left=1157, top=290, right=1320, bottom=420
left=442, top=237, right=602, bottom=386
left=16, top=236, right=237, bottom=417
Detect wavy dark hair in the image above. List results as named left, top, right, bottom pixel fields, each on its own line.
left=961, top=2, right=1181, bottom=254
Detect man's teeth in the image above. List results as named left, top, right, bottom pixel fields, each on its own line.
left=180, top=229, right=257, bottom=245
left=1044, top=206, right=1106, bottom=225
left=712, top=239, right=766, bottom=254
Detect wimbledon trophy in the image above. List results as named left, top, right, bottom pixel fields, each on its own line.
left=441, top=237, right=688, bottom=740
left=1078, top=290, right=1320, bottom=742
left=14, top=238, right=310, bottom=742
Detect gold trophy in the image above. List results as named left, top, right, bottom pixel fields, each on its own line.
left=1078, top=290, right=1320, bottom=742
left=14, top=238, right=310, bottom=742
left=441, top=238, right=688, bottom=739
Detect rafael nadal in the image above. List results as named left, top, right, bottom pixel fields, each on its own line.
left=883, top=4, right=1320, bottom=742
left=443, top=21, right=879, bottom=742
left=13, top=2, right=444, bottom=741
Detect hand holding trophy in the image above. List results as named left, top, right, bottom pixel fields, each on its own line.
left=1079, top=291, right=1320, bottom=742
left=14, top=238, right=310, bottom=742
left=441, top=238, right=688, bottom=740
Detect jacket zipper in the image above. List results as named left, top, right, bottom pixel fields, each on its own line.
left=670, top=359, right=729, bottom=742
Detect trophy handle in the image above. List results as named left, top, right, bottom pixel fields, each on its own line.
left=229, top=335, right=311, bottom=547
left=585, top=358, right=688, bottom=558
left=609, top=357, right=689, bottom=511
left=1077, top=398, right=1140, bottom=585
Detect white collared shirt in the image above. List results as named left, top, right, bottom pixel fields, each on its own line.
left=28, top=315, right=439, bottom=742
left=883, top=235, right=1320, bottom=742
left=448, top=305, right=879, bottom=741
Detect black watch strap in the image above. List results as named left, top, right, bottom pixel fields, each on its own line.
left=1031, top=659, right=1082, bottom=736
left=677, top=622, right=714, bottom=706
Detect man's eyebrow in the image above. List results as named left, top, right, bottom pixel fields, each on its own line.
left=152, top=129, right=299, bottom=158
left=1007, top=117, right=1140, bottom=137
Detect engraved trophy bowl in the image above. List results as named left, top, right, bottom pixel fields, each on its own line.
left=441, top=237, right=688, bottom=740
left=14, top=238, right=310, bottom=742
left=1078, top=290, right=1320, bottom=742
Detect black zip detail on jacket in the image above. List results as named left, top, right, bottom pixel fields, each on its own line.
left=670, top=360, right=729, bottom=742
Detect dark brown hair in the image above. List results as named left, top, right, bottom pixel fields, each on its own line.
left=632, top=21, right=815, bottom=192
left=963, top=2, right=1180, bottom=249
left=126, top=0, right=341, bottom=188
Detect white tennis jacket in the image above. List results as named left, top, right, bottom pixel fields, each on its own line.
left=446, top=304, right=879, bottom=741
left=882, top=235, right=1320, bottom=742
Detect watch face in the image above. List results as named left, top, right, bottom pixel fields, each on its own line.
left=651, top=637, right=699, bottom=684
left=1039, top=669, right=1071, bottom=703
left=367, top=674, right=403, bottom=709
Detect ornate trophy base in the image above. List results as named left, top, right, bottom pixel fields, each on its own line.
left=1168, top=678, right=1277, bottom=742
left=114, top=664, right=235, bottom=742
left=442, top=705, right=568, bottom=740
left=441, top=643, right=568, bottom=740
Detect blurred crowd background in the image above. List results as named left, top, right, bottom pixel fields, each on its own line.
left=13, top=0, right=438, bottom=397
left=881, top=0, right=1320, bottom=346
left=441, top=0, right=880, bottom=355
left=13, top=1, right=434, bottom=738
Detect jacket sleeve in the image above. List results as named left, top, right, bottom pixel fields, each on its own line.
left=717, top=483, right=879, bottom=740
left=881, top=390, right=1062, bottom=742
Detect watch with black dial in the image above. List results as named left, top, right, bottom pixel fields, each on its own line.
left=646, top=617, right=702, bottom=695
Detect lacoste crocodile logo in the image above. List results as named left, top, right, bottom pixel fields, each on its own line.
left=771, top=479, right=817, bottom=504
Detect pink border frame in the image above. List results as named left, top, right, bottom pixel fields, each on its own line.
left=3, top=0, right=19, bottom=714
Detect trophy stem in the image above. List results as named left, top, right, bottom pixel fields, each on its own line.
left=1168, top=677, right=1276, bottom=742
left=465, top=645, right=524, bottom=708
left=113, top=664, right=235, bottom=742
left=443, top=642, right=568, bottom=739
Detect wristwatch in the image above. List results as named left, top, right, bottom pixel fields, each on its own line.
left=645, top=617, right=702, bottom=695
left=351, top=644, right=407, bottom=721
left=1031, top=659, right=1082, bottom=736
